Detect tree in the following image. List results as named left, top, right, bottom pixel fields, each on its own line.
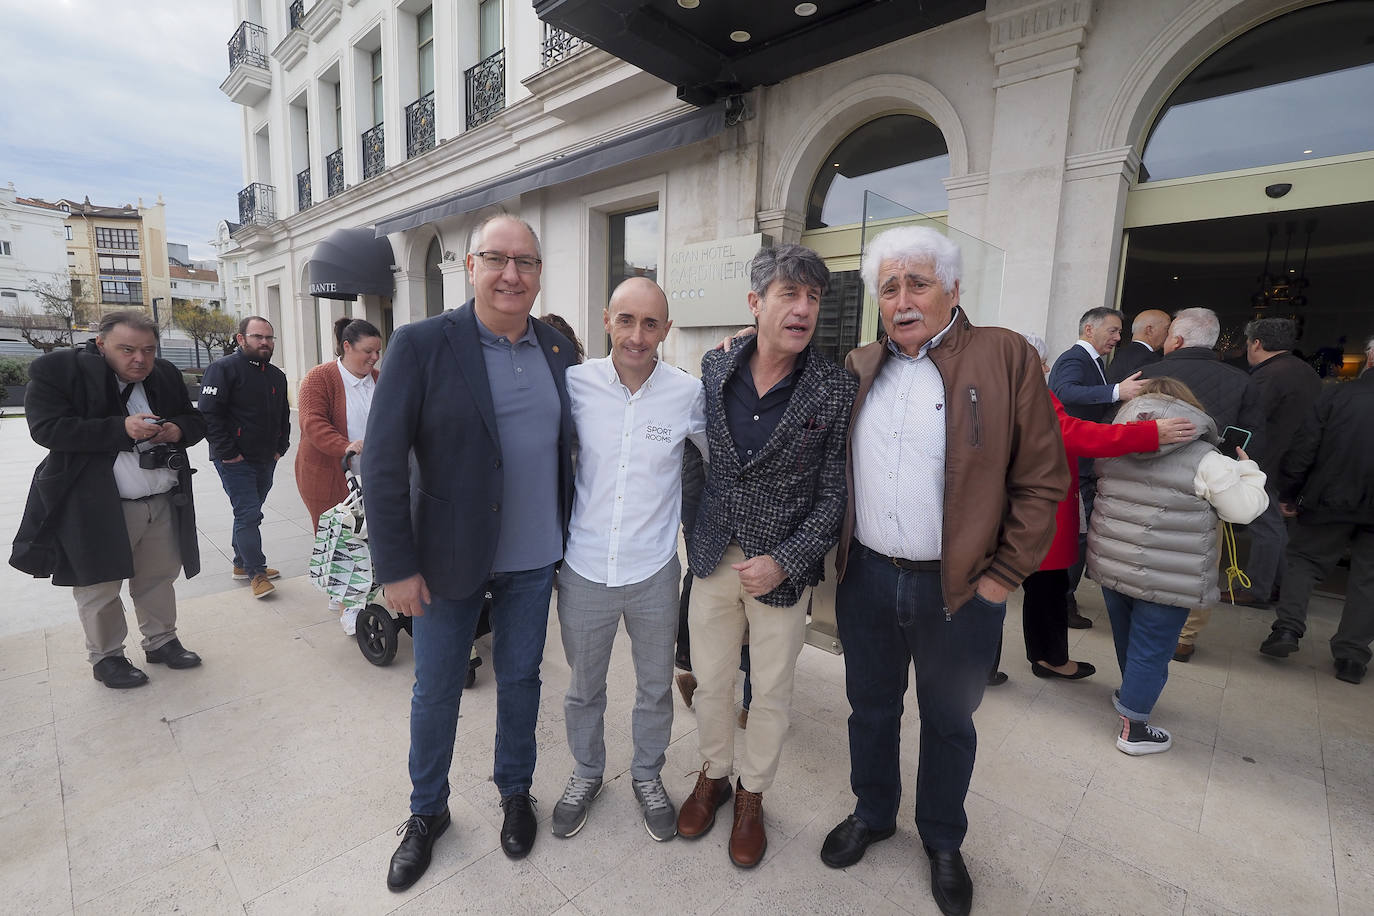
left=173, top=300, right=237, bottom=363
left=17, top=274, right=94, bottom=352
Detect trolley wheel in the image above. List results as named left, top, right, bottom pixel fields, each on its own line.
left=356, top=604, right=400, bottom=666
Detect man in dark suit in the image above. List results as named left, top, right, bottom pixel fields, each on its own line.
left=675, top=244, right=857, bottom=870
left=365, top=214, right=577, bottom=891
left=1107, top=308, right=1171, bottom=384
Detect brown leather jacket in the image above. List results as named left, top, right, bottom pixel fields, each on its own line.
left=836, top=312, right=1069, bottom=613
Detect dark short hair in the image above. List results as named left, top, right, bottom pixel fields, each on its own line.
left=1245, top=317, right=1296, bottom=352
left=749, top=243, right=830, bottom=298
left=98, top=310, right=159, bottom=339
left=333, top=317, right=382, bottom=357
left=539, top=313, right=584, bottom=364
left=1077, top=307, right=1124, bottom=335
left=238, top=315, right=271, bottom=337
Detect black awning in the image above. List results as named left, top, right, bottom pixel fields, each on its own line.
left=374, top=102, right=725, bottom=237
left=308, top=227, right=396, bottom=299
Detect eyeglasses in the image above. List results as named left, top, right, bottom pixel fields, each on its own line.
left=246, top=334, right=275, bottom=341
left=475, top=251, right=542, bottom=274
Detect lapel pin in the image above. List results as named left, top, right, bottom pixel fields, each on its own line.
left=552, top=345, right=560, bottom=353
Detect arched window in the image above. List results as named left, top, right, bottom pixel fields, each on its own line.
left=424, top=237, right=443, bottom=316
left=1139, top=0, right=1374, bottom=182
left=804, top=114, right=949, bottom=229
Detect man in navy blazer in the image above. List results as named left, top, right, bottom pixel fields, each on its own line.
left=364, top=215, right=577, bottom=891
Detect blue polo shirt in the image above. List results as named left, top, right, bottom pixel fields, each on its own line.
left=476, top=314, right=562, bottom=573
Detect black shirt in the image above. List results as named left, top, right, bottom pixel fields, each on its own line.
left=723, top=338, right=805, bottom=465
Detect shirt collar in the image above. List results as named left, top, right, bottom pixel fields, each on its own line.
left=886, top=307, right=959, bottom=362
left=603, top=355, right=663, bottom=392
left=475, top=313, right=537, bottom=347
left=337, top=358, right=373, bottom=388
left=1135, top=340, right=1154, bottom=352
left=1075, top=339, right=1105, bottom=361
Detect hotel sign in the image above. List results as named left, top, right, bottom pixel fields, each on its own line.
left=664, top=232, right=771, bottom=327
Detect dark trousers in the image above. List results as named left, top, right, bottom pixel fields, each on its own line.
left=1273, top=520, right=1374, bottom=666
left=836, top=542, right=1004, bottom=851
left=1065, top=474, right=1096, bottom=596
left=1022, top=568, right=1072, bottom=666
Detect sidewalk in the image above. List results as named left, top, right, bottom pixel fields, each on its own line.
left=0, top=411, right=1370, bottom=915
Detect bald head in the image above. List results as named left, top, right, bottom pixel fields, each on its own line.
left=605, top=277, right=671, bottom=384
left=1131, top=309, right=1172, bottom=350
left=609, top=276, right=669, bottom=321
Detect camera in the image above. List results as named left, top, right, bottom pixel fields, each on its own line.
left=139, top=445, right=189, bottom=472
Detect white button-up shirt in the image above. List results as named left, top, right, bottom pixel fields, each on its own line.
left=851, top=315, right=959, bottom=562
left=564, top=356, right=708, bottom=587
left=112, top=381, right=178, bottom=500
left=336, top=358, right=376, bottom=442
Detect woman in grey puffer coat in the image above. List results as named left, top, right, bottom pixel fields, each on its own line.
left=1087, top=378, right=1268, bottom=756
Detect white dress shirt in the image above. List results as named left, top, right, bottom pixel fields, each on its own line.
left=851, top=316, right=959, bottom=562
left=336, top=358, right=376, bottom=442
left=564, top=356, right=708, bottom=587
left=112, top=381, right=178, bottom=500
left=1075, top=339, right=1121, bottom=401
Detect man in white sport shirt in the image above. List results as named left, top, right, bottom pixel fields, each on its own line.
left=552, top=277, right=708, bottom=842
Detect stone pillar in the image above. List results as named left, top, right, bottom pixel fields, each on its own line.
left=439, top=258, right=469, bottom=312
left=390, top=269, right=427, bottom=328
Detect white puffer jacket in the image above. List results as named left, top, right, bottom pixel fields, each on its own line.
left=1087, top=394, right=1269, bottom=609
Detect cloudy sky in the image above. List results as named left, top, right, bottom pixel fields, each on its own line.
left=0, top=0, right=243, bottom=260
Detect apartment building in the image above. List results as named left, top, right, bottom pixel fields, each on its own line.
left=0, top=183, right=70, bottom=315
left=53, top=196, right=172, bottom=321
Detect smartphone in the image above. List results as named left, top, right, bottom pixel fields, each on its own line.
left=144, top=417, right=167, bottom=425
left=1219, top=425, right=1251, bottom=455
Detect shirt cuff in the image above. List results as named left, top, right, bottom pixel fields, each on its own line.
left=1111, top=383, right=1121, bottom=402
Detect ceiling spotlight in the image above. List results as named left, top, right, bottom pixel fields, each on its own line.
left=1302, top=148, right=1313, bottom=154
left=677, top=0, right=699, bottom=8
left=795, top=2, right=818, bottom=14
left=730, top=30, right=751, bottom=42
left=1172, top=275, right=1179, bottom=281
left=833, top=162, right=840, bottom=167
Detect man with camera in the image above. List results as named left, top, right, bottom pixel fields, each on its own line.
left=12, top=310, right=206, bottom=688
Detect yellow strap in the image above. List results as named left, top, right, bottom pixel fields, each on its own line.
left=1220, top=521, right=1251, bottom=604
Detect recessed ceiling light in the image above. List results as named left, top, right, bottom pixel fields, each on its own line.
left=795, top=2, right=818, bottom=14
left=677, top=0, right=699, bottom=8
left=833, top=162, right=840, bottom=167
left=730, top=30, right=751, bottom=42
left=1302, top=148, right=1314, bottom=154
left=1172, top=275, right=1179, bottom=280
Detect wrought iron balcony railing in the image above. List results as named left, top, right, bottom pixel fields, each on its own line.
left=362, top=123, right=385, bottom=180
left=406, top=92, right=436, bottom=159
left=465, top=48, right=506, bottom=129
left=227, top=21, right=269, bottom=73
left=288, top=0, right=305, bottom=30
left=296, top=167, right=312, bottom=212
left=326, top=147, right=344, bottom=197
left=541, top=25, right=585, bottom=68
left=237, top=182, right=276, bottom=227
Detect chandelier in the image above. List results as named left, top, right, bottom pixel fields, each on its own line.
left=1251, top=219, right=1314, bottom=312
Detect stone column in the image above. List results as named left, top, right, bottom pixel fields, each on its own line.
left=390, top=269, right=427, bottom=328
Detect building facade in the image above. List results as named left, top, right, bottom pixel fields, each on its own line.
left=222, top=0, right=1374, bottom=392
left=0, top=183, right=71, bottom=316
left=210, top=220, right=257, bottom=323
left=53, top=196, right=172, bottom=323
left=170, top=264, right=226, bottom=311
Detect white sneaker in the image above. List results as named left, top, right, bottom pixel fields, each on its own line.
left=340, top=606, right=359, bottom=636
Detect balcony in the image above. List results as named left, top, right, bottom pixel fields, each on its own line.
left=465, top=48, right=505, bottom=130
left=273, top=0, right=310, bottom=70
left=361, top=124, right=385, bottom=180
left=296, top=167, right=312, bottom=212
left=541, top=25, right=586, bottom=68
left=326, top=148, right=345, bottom=197
left=406, top=92, right=435, bottom=159
left=220, top=21, right=271, bottom=106
left=237, top=182, right=276, bottom=228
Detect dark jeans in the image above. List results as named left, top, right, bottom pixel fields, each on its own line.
left=1022, top=568, right=1072, bottom=666
left=837, top=542, right=1005, bottom=851
left=1101, top=587, right=1189, bottom=721
left=1273, top=520, right=1374, bottom=666
left=213, top=458, right=276, bottom=575
left=409, top=563, right=556, bottom=815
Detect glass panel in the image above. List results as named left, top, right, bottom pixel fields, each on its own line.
left=860, top=191, right=1005, bottom=332
left=806, top=115, right=949, bottom=230
left=371, top=49, right=383, bottom=127
left=479, top=0, right=502, bottom=59
left=333, top=82, right=342, bottom=147
left=425, top=238, right=444, bottom=317
left=418, top=7, right=434, bottom=97
left=813, top=270, right=864, bottom=368
left=1140, top=0, right=1374, bottom=182
left=608, top=206, right=660, bottom=291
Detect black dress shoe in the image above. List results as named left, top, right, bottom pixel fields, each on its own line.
left=92, top=656, right=149, bottom=689
left=145, top=638, right=202, bottom=669
left=1259, top=629, right=1300, bottom=658
left=925, top=845, right=973, bottom=916
left=1334, top=658, right=1367, bottom=685
left=986, top=671, right=1009, bottom=687
left=1066, top=611, right=1093, bottom=629
left=1031, top=660, right=1097, bottom=680
left=500, top=792, right=537, bottom=859
left=821, top=815, right=896, bottom=868
left=387, top=809, right=450, bottom=891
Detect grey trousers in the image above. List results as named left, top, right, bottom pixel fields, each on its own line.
left=1244, top=495, right=1288, bottom=598
left=556, top=555, right=681, bottom=781
left=1273, top=520, right=1374, bottom=666
left=72, top=494, right=182, bottom=664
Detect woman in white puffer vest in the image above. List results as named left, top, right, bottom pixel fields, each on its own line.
left=1087, top=377, right=1268, bottom=756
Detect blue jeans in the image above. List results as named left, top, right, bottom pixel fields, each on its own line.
left=836, top=542, right=1005, bottom=851
left=213, top=459, right=276, bottom=575
left=409, top=563, right=556, bottom=815
left=1102, top=587, right=1190, bottom=721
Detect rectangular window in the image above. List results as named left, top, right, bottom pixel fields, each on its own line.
left=334, top=82, right=343, bottom=148
left=418, top=7, right=435, bottom=97
left=608, top=206, right=660, bottom=290
left=479, top=0, right=502, bottom=59
left=100, top=280, right=144, bottom=304
left=0, top=240, right=10, bottom=256
left=65, top=226, right=73, bottom=240
left=95, top=227, right=139, bottom=251
left=97, top=254, right=141, bottom=274
left=371, top=49, right=384, bottom=127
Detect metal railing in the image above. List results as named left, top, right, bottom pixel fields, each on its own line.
left=362, top=123, right=385, bottom=180
left=541, top=25, right=585, bottom=68
left=326, top=147, right=344, bottom=197
left=465, top=48, right=506, bottom=129
left=237, top=182, right=276, bottom=227
left=296, top=167, right=312, bottom=212
left=288, top=0, right=305, bottom=30
left=406, top=92, right=436, bottom=159
left=227, top=21, right=269, bottom=73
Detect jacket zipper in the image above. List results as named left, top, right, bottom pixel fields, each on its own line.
left=968, top=386, right=981, bottom=448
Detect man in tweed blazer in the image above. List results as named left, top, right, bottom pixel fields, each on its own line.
left=676, top=244, right=857, bottom=870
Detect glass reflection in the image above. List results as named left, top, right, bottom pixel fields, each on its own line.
left=806, top=115, right=949, bottom=229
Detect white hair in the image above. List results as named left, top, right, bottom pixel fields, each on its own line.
left=860, top=226, right=962, bottom=297
left=1021, top=331, right=1048, bottom=362
left=1170, top=307, right=1220, bottom=348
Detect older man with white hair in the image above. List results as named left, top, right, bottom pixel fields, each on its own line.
left=818, top=226, right=1068, bottom=916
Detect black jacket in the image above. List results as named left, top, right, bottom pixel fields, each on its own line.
left=1249, top=351, right=1321, bottom=478
left=1107, top=340, right=1161, bottom=384
left=1278, top=372, right=1374, bottom=524
left=13, top=342, right=205, bottom=586
left=1139, top=347, right=1267, bottom=463
left=198, top=348, right=290, bottom=462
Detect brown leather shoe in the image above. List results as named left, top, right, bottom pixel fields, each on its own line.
left=1172, top=642, right=1194, bottom=662
left=729, top=784, right=767, bottom=868
left=675, top=672, right=697, bottom=708
left=1227, top=588, right=1271, bottom=608
left=677, top=765, right=732, bottom=839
